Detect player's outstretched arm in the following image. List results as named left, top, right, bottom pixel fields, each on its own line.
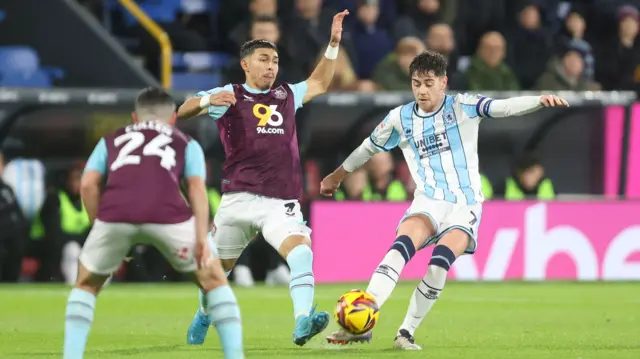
left=320, top=138, right=381, bottom=196
left=302, top=10, right=349, bottom=104
left=177, top=91, right=236, bottom=120
left=480, top=94, right=569, bottom=118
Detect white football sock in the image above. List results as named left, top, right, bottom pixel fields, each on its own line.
left=398, top=264, right=448, bottom=336
left=365, top=250, right=406, bottom=308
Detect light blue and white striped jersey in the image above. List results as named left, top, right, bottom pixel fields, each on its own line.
left=370, top=93, right=493, bottom=205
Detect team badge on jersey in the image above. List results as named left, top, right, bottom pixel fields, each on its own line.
left=444, top=112, right=455, bottom=125
left=273, top=87, right=288, bottom=100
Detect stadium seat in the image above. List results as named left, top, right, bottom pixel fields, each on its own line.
left=0, top=46, right=40, bottom=74
left=172, top=72, right=222, bottom=90
left=0, top=46, right=63, bottom=87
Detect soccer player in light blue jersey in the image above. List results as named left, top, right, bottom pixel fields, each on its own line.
left=321, top=51, right=569, bottom=349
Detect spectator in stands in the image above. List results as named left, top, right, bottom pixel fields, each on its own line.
left=495, top=154, right=555, bottom=200
left=464, top=31, right=520, bottom=91
left=352, top=0, right=394, bottom=78
left=557, top=6, right=595, bottom=81
left=314, top=48, right=370, bottom=91
left=225, top=16, right=306, bottom=84
left=36, top=162, right=90, bottom=283
left=393, top=0, right=442, bottom=41
left=453, top=0, right=507, bottom=56
left=397, top=0, right=458, bottom=25
left=228, top=0, right=278, bottom=54
left=288, top=0, right=358, bottom=77
left=535, top=46, right=599, bottom=91
left=508, top=4, right=553, bottom=90
left=425, top=23, right=465, bottom=89
left=125, top=0, right=207, bottom=79
left=0, top=152, right=29, bottom=282
left=328, top=0, right=397, bottom=30
left=371, top=36, right=426, bottom=91
left=596, top=4, right=640, bottom=91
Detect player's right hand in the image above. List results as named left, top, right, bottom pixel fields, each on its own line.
left=320, top=174, right=342, bottom=197
left=210, top=91, right=237, bottom=107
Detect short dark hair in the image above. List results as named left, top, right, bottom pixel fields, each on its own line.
left=135, top=87, right=175, bottom=109
left=409, top=50, right=448, bottom=78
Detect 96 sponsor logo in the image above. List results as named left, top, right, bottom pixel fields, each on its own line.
left=257, top=127, right=285, bottom=134
left=253, top=104, right=285, bottom=135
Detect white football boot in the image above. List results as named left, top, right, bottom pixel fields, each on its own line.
left=394, top=329, right=422, bottom=350
left=326, top=328, right=373, bottom=345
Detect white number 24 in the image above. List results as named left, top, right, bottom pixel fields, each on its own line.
left=110, top=132, right=176, bottom=171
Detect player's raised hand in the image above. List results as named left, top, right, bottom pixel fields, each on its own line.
left=540, top=94, right=569, bottom=107
left=320, top=173, right=342, bottom=197
left=210, top=91, right=237, bottom=107
left=330, top=10, right=349, bottom=45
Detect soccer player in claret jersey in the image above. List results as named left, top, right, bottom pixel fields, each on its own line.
left=321, top=51, right=569, bottom=349
left=63, top=88, right=244, bottom=359
left=177, top=10, right=349, bottom=347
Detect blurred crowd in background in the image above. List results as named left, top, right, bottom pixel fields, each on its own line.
left=1, top=0, right=637, bottom=285
left=76, top=0, right=640, bottom=92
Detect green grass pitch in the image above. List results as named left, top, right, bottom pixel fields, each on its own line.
left=0, top=282, right=638, bottom=358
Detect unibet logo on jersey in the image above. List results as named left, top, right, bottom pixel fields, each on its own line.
left=253, top=104, right=285, bottom=135
left=414, top=131, right=451, bottom=159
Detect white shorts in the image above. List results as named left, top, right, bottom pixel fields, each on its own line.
left=399, top=193, right=482, bottom=254
left=212, top=192, right=311, bottom=259
left=79, top=217, right=215, bottom=275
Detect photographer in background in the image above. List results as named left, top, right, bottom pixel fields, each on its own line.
left=0, top=152, right=30, bottom=282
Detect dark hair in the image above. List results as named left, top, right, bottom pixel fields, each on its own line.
left=515, top=153, right=542, bottom=173
left=135, top=87, right=175, bottom=110
left=409, top=50, right=448, bottom=78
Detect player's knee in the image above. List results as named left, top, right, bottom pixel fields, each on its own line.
left=74, top=263, right=108, bottom=296
left=279, top=234, right=311, bottom=258
left=397, top=215, right=434, bottom=249
left=429, top=245, right=457, bottom=272
left=196, top=262, right=229, bottom=292
left=437, top=229, right=471, bottom=256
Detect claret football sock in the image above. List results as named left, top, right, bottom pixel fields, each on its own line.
left=286, top=245, right=315, bottom=319
left=63, top=288, right=96, bottom=359
left=398, top=245, right=455, bottom=336
left=366, top=235, right=416, bottom=307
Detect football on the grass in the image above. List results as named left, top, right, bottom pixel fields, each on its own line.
left=334, top=289, right=379, bottom=335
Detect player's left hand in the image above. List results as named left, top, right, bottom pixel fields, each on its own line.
left=330, top=10, right=349, bottom=45
left=320, top=173, right=342, bottom=197
left=540, top=94, right=569, bottom=107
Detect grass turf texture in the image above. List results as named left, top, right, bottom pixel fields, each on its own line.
left=0, top=282, right=638, bottom=358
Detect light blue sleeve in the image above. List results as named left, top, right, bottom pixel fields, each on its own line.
left=194, top=83, right=234, bottom=120
left=84, top=138, right=108, bottom=175
left=184, top=139, right=206, bottom=180
left=286, top=81, right=308, bottom=111
left=369, top=112, right=400, bottom=152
